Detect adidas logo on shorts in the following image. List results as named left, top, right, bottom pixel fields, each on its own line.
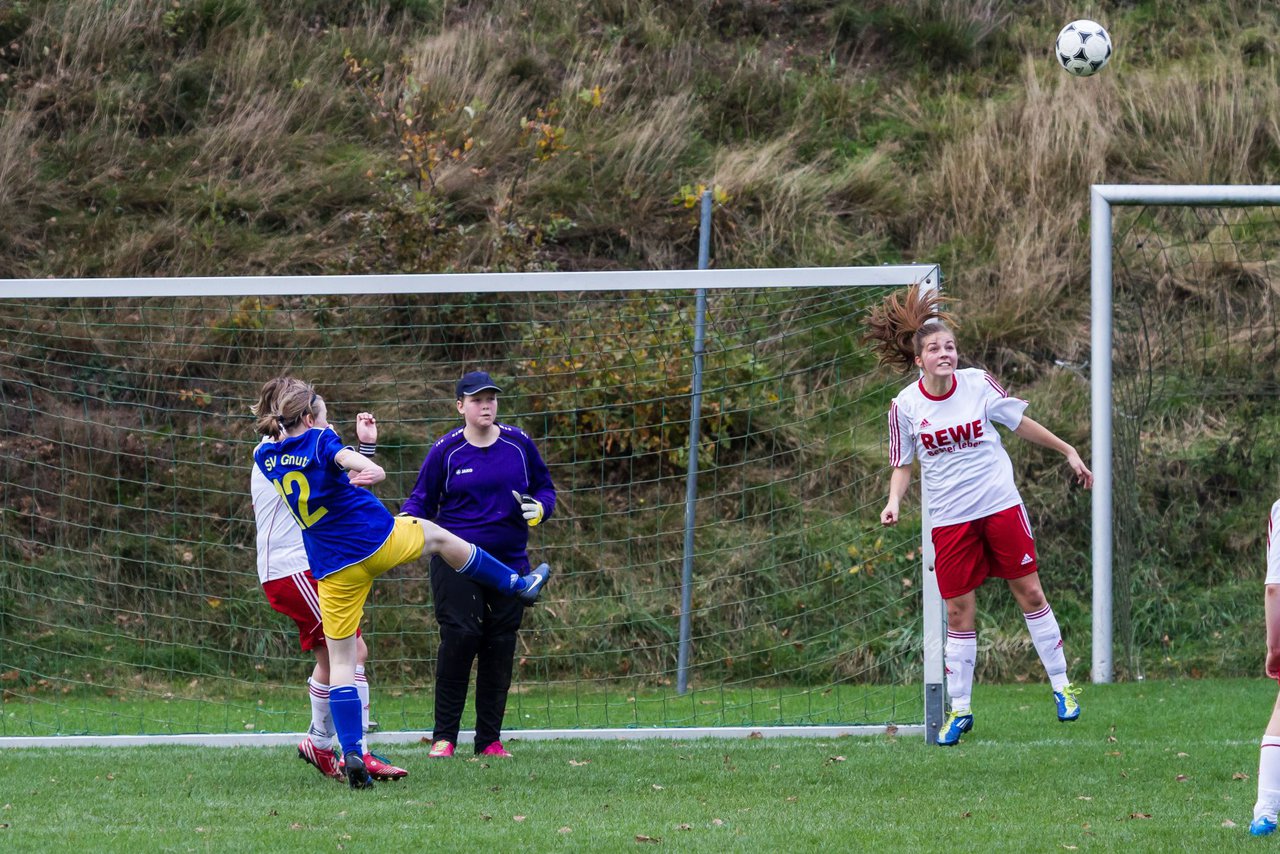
left=1020, top=553, right=1033, bottom=565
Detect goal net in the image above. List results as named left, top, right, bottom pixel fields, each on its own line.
left=0, top=266, right=941, bottom=745
left=1093, top=186, right=1280, bottom=681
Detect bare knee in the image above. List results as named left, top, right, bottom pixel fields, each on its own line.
left=1009, top=576, right=1048, bottom=612
left=326, top=634, right=359, bottom=685
left=945, top=595, right=976, bottom=631
left=417, top=519, right=450, bottom=555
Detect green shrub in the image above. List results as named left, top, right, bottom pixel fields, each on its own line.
left=518, top=295, right=767, bottom=476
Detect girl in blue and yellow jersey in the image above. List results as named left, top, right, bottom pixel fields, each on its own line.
left=251, top=376, right=551, bottom=789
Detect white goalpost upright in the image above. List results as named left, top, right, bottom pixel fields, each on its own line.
left=1091, top=184, right=1280, bottom=683
left=0, top=265, right=943, bottom=746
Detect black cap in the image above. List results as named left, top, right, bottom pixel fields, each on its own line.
left=456, top=370, right=503, bottom=398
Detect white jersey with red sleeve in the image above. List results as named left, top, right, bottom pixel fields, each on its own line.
left=250, top=437, right=310, bottom=585
left=1267, top=499, right=1280, bottom=585
left=888, top=367, right=1030, bottom=527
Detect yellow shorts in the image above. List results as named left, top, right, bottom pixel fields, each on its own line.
left=318, top=516, right=426, bottom=640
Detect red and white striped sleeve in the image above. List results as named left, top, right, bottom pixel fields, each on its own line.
left=888, top=399, right=915, bottom=467
left=982, top=370, right=1029, bottom=431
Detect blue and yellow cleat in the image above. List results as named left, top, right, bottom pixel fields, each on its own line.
left=1251, top=816, right=1278, bottom=837
left=936, top=710, right=973, bottom=746
left=1055, top=683, right=1082, bottom=722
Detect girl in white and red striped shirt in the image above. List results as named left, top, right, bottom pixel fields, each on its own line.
left=864, top=286, right=1093, bottom=746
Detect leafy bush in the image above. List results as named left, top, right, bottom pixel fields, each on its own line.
left=519, top=295, right=767, bottom=476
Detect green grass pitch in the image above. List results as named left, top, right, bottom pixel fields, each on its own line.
left=0, top=679, right=1272, bottom=852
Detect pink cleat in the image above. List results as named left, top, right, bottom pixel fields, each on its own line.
left=427, top=739, right=456, bottom=758
left=478, top=741, right=513, bottom=758
left=363, top=751, right=408, bottom=780
left=297, top=737, right=343, bottom=780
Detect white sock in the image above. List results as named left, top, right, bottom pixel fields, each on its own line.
left=1024, top=604, right=1070, bottom=692
left=1256, top=736, right=1280, bottom=820
left=307, top=678, right=333, bottom=746
left=355, top=665, right=370, bottom=755
left=944, top=630, right=977, bottom=713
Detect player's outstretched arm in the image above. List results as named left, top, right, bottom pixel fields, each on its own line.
left=1013, top=416, right=1093, bottom=488
left=880, top=465, right=912, bottom=526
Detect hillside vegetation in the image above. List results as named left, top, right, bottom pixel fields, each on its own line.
left=4, top=0, right=1280, bottom=680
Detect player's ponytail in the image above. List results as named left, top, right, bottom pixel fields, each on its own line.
left=862, top=285, right=957, bottom=373
left=252, top=376, right=317, bottom=437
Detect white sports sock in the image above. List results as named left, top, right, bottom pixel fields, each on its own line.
left=944, top=630, right=977, bottom=713
left=1023, top=604, right=1070, bottom=692
left=307, top=678, right=333, bottom=745
left=355, top=665, right=370, bottom=755
left=1256, top=736, right=1280, bottom=820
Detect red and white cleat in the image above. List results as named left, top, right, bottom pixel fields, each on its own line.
left=363, top=751, right=408, bottom=780
left=298, top=737, right=343, bottom=780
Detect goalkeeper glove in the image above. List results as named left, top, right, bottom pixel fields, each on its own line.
left=511, top=490, right=544, bottom=527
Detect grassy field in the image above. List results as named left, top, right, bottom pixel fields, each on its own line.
left=0, top=678, right=1274, bottom=851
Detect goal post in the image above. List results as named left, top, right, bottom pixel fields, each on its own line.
left=0, top=265, right=944, bottom=745
left=1091, top=184, right=1280, bottom=683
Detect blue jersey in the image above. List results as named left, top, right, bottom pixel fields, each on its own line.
left=400, top=423, right=555, bottom=570
left=253, top=427, right=395, bottom=580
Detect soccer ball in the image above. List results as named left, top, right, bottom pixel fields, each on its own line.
left=1055, top=19, right=1112, bottom=77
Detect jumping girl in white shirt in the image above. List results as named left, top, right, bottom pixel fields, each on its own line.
left=864, top=286, right=1093, bottom=746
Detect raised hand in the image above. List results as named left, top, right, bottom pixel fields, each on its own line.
left=355, top=412, right=378, bottom=446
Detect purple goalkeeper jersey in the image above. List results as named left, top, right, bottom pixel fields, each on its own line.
left=400, top=423, right=555, bottom=571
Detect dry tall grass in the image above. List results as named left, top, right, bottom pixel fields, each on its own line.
left=913, top=45, right=1280, bottom=363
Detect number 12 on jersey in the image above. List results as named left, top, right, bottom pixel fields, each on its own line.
left=273, top=471, right=328, bottom=529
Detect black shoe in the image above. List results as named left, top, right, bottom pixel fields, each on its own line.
left=518, top=563, right=552, bottom=605
left=342, top=751, right=375, bottom=790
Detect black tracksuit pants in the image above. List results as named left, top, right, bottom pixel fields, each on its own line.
left=428, top=555, right=525, bottom=753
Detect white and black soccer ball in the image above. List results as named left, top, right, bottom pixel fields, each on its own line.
left=1055, top=19, right=1112, bottom=77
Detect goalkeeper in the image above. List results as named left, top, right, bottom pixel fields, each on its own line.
left=252, top=375, right=551, bottom=789
left=250, top=383, right=407, bottom=782
left=401, top=371, right=557, bottom=760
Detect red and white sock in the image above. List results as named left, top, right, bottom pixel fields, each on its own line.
left=307, top=678, right=333, bottom=746
left=1256, top=736, right=1280, bottom=820
left=1023, top=604, right=1070, bottom=692
left=944, top=630, right=977, bottom=713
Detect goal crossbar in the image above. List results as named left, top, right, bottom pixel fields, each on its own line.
left=0, top=265, right=940, bottom=299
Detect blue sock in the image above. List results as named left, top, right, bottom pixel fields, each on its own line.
left=329, top=685, right=363, bottom=757
left=458, top=546, right=522, bottom=593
